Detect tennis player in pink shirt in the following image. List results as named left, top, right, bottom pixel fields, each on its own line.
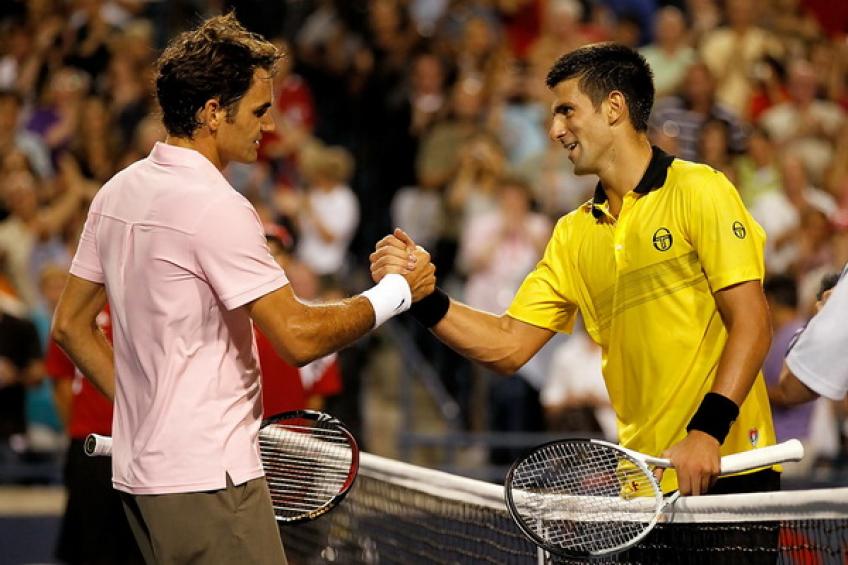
left=51, top=14, right=434, bottom=565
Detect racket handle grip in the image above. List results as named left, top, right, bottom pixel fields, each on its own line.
left=719, top=439, right=804, bottom=475
left=84, top=434, right=113, bottom=457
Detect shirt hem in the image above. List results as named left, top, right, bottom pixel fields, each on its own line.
left=707, top=271, right=763, bottom=293
left=112, top=467, right=265, bottom=495
left=504, top=310, right=572, bottom=334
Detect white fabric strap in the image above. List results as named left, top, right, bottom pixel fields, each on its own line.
left=361, top=274, right=412, bottom=329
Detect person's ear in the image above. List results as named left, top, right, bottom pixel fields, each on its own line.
left=198, top=99, right=225, bottom=132
left=606, top=90, right=627, bottom=126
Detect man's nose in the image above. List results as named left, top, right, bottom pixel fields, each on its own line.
left=549, top=119, right=564, bottom=142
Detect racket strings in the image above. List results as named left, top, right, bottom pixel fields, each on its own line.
left=259, top=419, right=353, bottom=520
left=510, top=442, right=661, bottom=555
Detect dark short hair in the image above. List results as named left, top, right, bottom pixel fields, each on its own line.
left=155, top=13, right=282, bottom=138
left=764, top=274, right=798, bottom=309
left=817, top=272, right=841, bottom=301
left=546, top=43, right=654, bottom=132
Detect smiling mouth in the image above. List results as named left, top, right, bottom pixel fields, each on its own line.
left=565, top=142, right=577, bottom=151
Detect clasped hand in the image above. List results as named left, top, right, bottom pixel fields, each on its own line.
left=370, top=228, right=436, bottom=302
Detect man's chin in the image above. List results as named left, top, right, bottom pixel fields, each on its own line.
left=233, top=149, right=259, bottom=164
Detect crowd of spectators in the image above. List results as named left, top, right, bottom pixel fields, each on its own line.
left=1, top=0, right=848, bottom=485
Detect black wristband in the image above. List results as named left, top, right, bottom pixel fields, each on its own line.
left=408, top=288, right=450, bottom=328
left=686, top=392, right=739, bottom=444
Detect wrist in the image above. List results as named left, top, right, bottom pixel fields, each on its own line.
left=408, top=287, right=450, bottom=328
left=686, top=392, right=739, bottom=445
left=361, top=274, right=412, bottom=329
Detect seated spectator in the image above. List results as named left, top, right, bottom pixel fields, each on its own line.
left=516, top=137, right=598, bottom=218
left=526, top=0, right=589, bottom=73
left=488, top=59, right=548, bottom=169
left=0, top=170, right=82, bottom=309
left=697, top=117, right=736, bottom=182
left=278, top=144, right=359, bottom=277
left=0, top=89, right=52, bottom=179
left=416, top=77, right=490, bottom=191
left=0, top=304, right=43, bottom=456
left=457, top=177, right=552, bottom=465
left=457, top=176, right=550, bottom=315
left=699, top=0, right=783, bottom=115
left=639, top=7, right=695, bottom=98
left=445, top=132, right=506, bottom=234
left=735, top=126, right=782, bottom=208
left=751, top=155, right=836, bottom=276
left=649, top=62, right=747, bottom=162
left=747, top=56, right=790, bottom=122
left=390, top=183, right=445, bottom=252
left=759, top=59, right=846, bottom=187
left=26, top=68, right=89, bottom=163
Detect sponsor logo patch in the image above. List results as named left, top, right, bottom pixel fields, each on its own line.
left=652, top=227, right=673, bottom=251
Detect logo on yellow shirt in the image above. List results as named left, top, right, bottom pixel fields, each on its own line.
left=733, top=221, right=747, bottom=239
left=652, top=227, right=673, bottom=251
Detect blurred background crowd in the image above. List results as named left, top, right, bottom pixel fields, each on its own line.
left=1, top=0, right=848, bottom=492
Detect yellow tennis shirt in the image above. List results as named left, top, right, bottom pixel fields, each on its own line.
left=507, top=147, right=777, bottom=492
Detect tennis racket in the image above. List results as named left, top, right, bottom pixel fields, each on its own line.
left=504, top=438, right=804, bottom=559
left=85, top=409, right=359, bottom=524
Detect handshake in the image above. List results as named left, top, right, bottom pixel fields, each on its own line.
left=369, top=228, right=437, bottom=303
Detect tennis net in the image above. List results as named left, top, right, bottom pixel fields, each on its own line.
left=281, top=452, right=848, bottom=564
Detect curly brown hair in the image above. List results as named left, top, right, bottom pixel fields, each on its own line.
left=155, top=13, right=282, bottom=139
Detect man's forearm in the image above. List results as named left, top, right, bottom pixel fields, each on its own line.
left=56, top=328, right=115, bottom=401
left=431, top=302, right=549, bottom=375
left=710, top=282, right=772, bottom=406
left=775, top=365, right=819, bottom=407
left=711, top=315, right=771, bottom=405
left=281, top=297, right=375, bottom=365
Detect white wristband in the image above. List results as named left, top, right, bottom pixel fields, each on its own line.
left=361, top=274, right=412, bottom=329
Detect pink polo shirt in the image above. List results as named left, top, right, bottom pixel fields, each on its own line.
left=70, top=142, right=288, bottom=494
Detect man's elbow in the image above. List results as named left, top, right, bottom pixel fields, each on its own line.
left=287, top=348, right=318, bottom=368
left=489, top=351, right=530, bottom=376
left=272, top=335, right=320, bottom=367
left=51, top=315, right=74, bottom=349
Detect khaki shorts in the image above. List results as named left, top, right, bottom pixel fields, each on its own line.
left=120, top=475, right=287, bottom=565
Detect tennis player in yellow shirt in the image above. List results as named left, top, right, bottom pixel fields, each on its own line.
left=372, top=43, right=777, bottom=497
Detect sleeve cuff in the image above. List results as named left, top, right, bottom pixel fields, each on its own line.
left=220, top=276, right=289, bottom=311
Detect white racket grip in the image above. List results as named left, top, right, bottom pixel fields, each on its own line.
left=719, top=439, right=804, bottom=475
left=84, top=433, right=113, bottom=457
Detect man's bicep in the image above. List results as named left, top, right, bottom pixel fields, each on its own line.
left=246, top=284, right=298, bottom=324
left=245, top=284, right=301, bottom=362
left=713, top=279, right=768, bottom=323
left=503, top=315, right=557, bottom=363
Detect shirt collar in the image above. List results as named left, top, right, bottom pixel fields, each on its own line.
left=148, top=141, right=221, bottom=173
left=590, top=146, right=676, bottom=220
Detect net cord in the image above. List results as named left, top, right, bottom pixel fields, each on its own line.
left=359, top=452, right=848, bottom=523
